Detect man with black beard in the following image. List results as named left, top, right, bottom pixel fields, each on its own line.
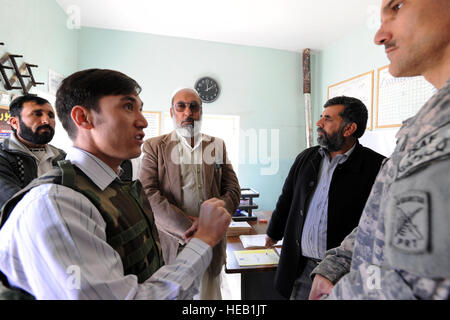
left=140, top=88, right=240, bottom=300
left=265, top=96, right=385, bottom=299
left=0, top=95, right=66, bottom=210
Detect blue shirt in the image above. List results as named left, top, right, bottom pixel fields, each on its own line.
left=301, top=144, right=355, bottom=260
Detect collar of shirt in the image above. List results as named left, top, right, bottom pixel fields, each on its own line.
left=174, top=129, right=204, bottom=152
left=318, top=142, right=356, bottom=164
left=8, top=133, right=55, bottom=162
left=65, top=146, right=120, bottom=191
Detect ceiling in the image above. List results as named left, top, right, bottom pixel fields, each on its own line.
left=56, top=0, right=382, bottom=52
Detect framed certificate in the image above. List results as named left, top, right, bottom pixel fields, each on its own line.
left=328, top=71, right=374, bottom=130
left=142, top=111, right=161, bottom=139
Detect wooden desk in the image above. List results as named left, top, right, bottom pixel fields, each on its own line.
left=225, top=211, right=284, bottom=300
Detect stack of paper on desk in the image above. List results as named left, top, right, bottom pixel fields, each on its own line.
left=234, top=249, right=279, bottom=266
left=239, top=234, right=283, bottom=248
left=226, top=221, right=253, bottom=236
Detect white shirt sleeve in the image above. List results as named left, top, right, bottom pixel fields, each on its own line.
left=0, top=183, right=212, bottom=300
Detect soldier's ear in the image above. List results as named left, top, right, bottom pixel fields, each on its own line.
left=71, top=106, right=93, bottom=130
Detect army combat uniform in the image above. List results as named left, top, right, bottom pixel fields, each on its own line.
left=311, top=79, right=450, bottom=299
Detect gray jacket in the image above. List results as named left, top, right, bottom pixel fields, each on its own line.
left=0, top=138, right=66, bottom=210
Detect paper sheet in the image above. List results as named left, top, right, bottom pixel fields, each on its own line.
left=234, top=249, right=280, bottom=266
left=229, top=221, right=252, bottom=228
left=239, top=234, right=283, bottom=248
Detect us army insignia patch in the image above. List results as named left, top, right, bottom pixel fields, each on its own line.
left=397, top=123, right=449, bottom=179
left=391, top=191, right=430, bottom=254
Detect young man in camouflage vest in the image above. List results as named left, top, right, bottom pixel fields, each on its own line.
left=0, top=69, right=231, bottom=299
left=309, top=0, right=450, bottom=300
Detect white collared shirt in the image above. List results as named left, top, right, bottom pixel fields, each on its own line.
left=0, top=146, right=212, bottom=300
left=174, top=131, right=205, bottom=217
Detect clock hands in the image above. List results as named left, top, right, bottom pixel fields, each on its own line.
left=195, top=77, right=219, bottom=102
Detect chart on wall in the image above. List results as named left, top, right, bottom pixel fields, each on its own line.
left=142, top=111, right=161, bottom=139
left=376, top=65, right=437, bottom=128
left=328, top=71, right=374, bottom=130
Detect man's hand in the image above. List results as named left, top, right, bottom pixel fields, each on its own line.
left=193, top=198, right=231, bottom=247
left=265, top=235, right=278, bottom=248
left=183, top=216, right=199, bottom=243
left=308, top=274, right=334, bottom=300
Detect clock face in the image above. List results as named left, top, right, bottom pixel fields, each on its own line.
left=195, top=77, right=220, bottom=103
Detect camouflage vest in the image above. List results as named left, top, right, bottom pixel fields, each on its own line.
left=0, top=160, right=164, bottom=298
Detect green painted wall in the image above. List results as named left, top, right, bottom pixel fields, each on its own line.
left=312, top=25, right=397, bottom=157
left=315, top=26, right=389, bottom=109
left=0, top=1, right=395, bottom=211
left=0, top=0, right=78, bottom=93
left=78, top=27, right=307, bottom=211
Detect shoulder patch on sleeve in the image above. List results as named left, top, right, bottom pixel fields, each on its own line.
left=390, top=190, right=430, bottom=254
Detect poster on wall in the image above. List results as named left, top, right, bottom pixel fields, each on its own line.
left=142, top=111, right=161, bottom=140
left=48, top=69, right=65, bottom=96
left=327, top=71, right=374, bottom=130
left=0, top=91, right=11, bottom=106
left=376, top=65, right=437, bottom=128
left=0, top=105, right=12, bottom=140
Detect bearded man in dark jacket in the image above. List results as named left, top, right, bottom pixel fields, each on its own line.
left=0, top=94, right=66, bottom=210
left=266, top=96, right=385, bottom=299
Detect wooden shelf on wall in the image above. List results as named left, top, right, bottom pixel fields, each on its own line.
left=0, top=42, right=44, bottom=95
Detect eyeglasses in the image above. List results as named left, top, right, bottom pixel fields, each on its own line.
left=173, top=101, right=201, bottom=113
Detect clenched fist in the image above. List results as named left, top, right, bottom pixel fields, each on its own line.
left=193, top=198, right=231, bottom=247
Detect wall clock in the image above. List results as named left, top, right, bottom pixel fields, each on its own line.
left=194, top=77, right=220, bottom=103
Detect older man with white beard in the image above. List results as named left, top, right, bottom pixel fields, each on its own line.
left=139, top=88, right=240, bottom=300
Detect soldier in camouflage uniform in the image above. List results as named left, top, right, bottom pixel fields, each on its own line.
left=309, top=0, right=450, bottom=299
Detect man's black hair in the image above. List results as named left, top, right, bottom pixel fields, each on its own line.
left=9, top=95, right=50, bottom=118
left=323, top=96, right=368, bottom=138
left=55, top=68, right=142, bottom=140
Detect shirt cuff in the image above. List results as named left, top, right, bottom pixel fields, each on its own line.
left=176, top=238, right=213, bottom=277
